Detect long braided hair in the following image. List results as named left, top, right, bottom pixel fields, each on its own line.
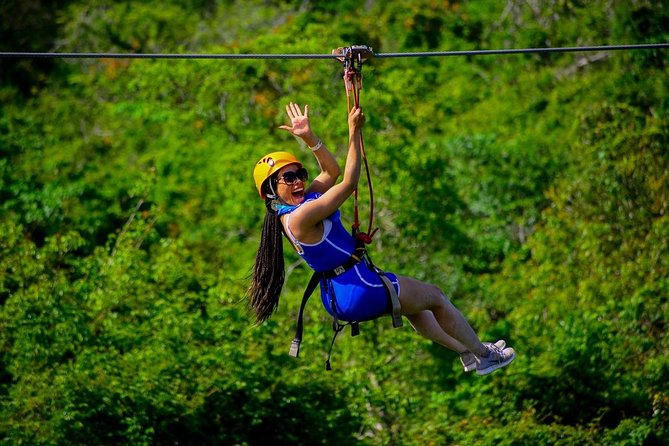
left=248, top=176, right=285, bottom=323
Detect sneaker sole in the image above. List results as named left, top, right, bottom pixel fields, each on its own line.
left=476, top=351, right=515, bottom=376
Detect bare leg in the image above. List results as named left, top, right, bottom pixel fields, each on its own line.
left=406, top=311, right=468, bottom=353
left=398, top=275, right=487, bottom=357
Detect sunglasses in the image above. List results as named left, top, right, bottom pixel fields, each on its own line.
left=277, top=167, right=308, bottom=185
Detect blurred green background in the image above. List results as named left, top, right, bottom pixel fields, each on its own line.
left=1, top=1, right=668, bottom=444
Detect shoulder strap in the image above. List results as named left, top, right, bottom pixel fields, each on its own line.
left=282, top=214, right=304, bottom=255
left=289, top=272, right=322, bottom=357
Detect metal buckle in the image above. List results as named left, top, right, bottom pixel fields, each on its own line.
left=333, top=265, right=346, bottom=276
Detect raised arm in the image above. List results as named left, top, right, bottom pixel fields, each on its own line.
left=279, top=102, right=340, bottom=194
left=288, top=106, right=365, bottom=233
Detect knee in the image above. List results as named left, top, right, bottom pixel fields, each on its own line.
left=425, top=284, right=448, bottom=308
left=428, top=283, right=444, bottom=298
left=398, top=276, right=449, bottom=313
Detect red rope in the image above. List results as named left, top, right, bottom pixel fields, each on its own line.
left=343, top=61, right=378, bottom=244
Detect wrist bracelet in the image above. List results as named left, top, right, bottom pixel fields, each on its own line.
left=309, top=139, right=323, bottom=152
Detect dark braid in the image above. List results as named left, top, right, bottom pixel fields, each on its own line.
left=248, top=180, right=285, bottom=323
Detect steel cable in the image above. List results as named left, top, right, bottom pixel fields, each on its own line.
left=1, top=43, right=667, bottom=60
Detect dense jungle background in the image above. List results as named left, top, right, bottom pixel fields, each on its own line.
left=1, top=0, right=668, bottom=444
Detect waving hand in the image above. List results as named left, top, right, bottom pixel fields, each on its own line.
left=278, top=102, right=313, bottom=138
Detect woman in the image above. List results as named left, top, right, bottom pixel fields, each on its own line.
left=249, top=102, right=515, bottom=375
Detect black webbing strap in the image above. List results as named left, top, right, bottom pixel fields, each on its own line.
left=321, top=246, right=366, bottom=279
left=289, top=247, right=365, bottom=358
left=289, top=272, right=322, bottom=358
left=325, top=323, right=346, bottom=371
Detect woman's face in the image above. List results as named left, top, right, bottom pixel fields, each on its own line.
left=275, top=164, right=308, bottom=206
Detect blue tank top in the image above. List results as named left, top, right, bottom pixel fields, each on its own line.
left=280, top=193, right=400, bottom=322
left=279, top=193, right=355, bottom=272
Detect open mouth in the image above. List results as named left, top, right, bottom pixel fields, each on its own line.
left=292, top=187, right=305, bottom=201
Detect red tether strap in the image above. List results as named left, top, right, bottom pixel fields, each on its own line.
left=337, top=46, right=378, bottom=244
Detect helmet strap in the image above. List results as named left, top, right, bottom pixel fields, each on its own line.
left=267, top=177, right=278, bottom=199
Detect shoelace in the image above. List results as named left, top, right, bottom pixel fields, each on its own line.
left=485, top=344, right=506, bottom=363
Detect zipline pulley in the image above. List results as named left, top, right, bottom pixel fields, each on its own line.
left=334, top=45, right=374, bottom=68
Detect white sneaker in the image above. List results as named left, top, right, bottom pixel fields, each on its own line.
left=476, top=343, right=515, bottom=376
left=460, top=340, right=506, bottom=372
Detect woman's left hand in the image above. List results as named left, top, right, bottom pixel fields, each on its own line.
left=279, top=102, right=313, bottom=138
left=348, top=106, right=365, bottom=132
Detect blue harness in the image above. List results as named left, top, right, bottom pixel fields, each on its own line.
left=280, top=193, right=403, bottom=370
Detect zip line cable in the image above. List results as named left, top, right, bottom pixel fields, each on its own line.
left=1, top=43, right=668, bottom=60
left=373, top=43, right=669, bottom=58
left=0, top=52, right=336, bottom=60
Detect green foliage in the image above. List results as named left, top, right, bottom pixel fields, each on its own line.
left=2, top=0, right=668, bottom=444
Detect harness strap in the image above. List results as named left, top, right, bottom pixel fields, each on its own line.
left=376, top=268, right=403, bottom=328
left=289, top=247, right=365, bottom=358
left=325, top=323, right=346, bottom=371
left=289, top=272, right=321, bottom=358
left=321, top=246, right=366, bottom=279
left=362, top=248, right=403, bottom=329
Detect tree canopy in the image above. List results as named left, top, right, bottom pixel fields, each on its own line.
left=1, top=1, right=668, bottom=444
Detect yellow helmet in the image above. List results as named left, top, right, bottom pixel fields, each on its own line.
left=253, top=151, right=302, bottom=198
